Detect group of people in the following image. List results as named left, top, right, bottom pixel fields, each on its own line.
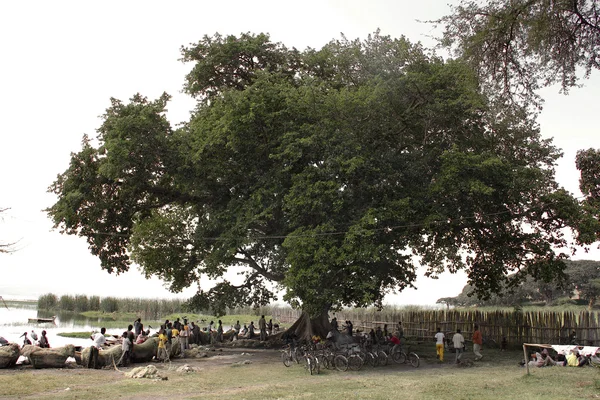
left=433, top=325, right=483, bottom=364
left=527, top=347, right=599, bottom=368
left=19, top=330, right=50, bottom=349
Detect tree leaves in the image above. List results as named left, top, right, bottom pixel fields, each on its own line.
left=47, top=32, right=584, bottom=315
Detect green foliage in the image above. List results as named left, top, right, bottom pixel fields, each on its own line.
left=48, top=31, right=583, bottom=317
left=37, top=293, right=58, bottom=310
left=439, top=260, right=600, bottom=308
left=575, top=149, right=600, bottom=244
left=58, top=294, right=75, bottom=311
left=437, top=0, right=600, bottom=107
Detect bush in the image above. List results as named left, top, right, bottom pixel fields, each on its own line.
left=37, top=293, right=58, bottom=310
left=59, top=295, right=75, bottom=311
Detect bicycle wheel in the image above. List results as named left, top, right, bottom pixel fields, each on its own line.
left=408, top=352, right=420, bottom=367
left=313, top=356, right=320, bottom=375
left=281, top=352, right=292, bottom=367
left=294, top=348, right=302, bottom=364
left=392, top=350, right=406, bottom=364
left=377, top=351, right=388, bottom=366
left=306, top=356, right=314, bottom=375
left=366, top=352, right=377, bottom=367
left=334, top=354, right=349, bottom=372
left=324, top=354, right=335, bottom=369
left=348, top=354, right=363, bottom=371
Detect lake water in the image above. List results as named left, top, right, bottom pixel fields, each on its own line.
left=0, top=302, right=136, bottom=350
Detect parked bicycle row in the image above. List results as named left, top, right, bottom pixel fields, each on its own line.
left=280, top=335, right=419, bottom=375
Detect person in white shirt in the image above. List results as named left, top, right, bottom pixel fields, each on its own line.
left=88, top=327, right=107, bottom=369
left=452, top=329, right=465, bottom=364
left=434, top=328, right=446, bottom=362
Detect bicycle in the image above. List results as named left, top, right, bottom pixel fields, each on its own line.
left=390, top=343, right=420, bottom=367
left=281, top=343, right=300, bottom=367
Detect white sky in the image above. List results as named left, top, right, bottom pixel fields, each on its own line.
left=0, top=0, right=598, bottom=305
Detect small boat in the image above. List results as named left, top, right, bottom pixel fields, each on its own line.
left=27, top=316, right=56, bottom=324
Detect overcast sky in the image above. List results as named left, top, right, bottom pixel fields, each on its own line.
left=1, top=0, right=598, bottom=305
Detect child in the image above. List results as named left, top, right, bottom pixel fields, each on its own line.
left=121, top=331, right=132, bottom=366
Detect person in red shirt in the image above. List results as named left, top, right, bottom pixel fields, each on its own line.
left=472, top=324, right=483, bottom=361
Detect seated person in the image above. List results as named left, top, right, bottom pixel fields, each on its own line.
left=566, top=350, right=588, bottom=367
left=389, top=332, right=401, bottom=346
left=528, top=350, right=555, bottom=367
left=136, top=330, right=148, bottom=344
left=540, top=349, right=556, bottom=366
left=556, top=351, right=567, bottom=366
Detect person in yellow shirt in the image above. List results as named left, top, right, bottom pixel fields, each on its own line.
left=157, top=328, right=169, bottom=362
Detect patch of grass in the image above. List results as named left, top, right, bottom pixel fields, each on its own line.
left=57, top=332, right=94, bottom=339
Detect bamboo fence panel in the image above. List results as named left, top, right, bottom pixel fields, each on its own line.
left=271, top=308, right=600, bottom=348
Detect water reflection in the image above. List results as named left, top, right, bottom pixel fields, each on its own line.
left=0, top=303, right=132, bottom=350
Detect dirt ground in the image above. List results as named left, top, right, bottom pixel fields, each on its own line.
left=1, top=339, right=521, bottom=379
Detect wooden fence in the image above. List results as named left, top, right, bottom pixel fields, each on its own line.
left=272, top=308, right=600, bottom=348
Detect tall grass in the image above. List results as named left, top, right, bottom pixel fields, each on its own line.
left=37, top=293, right=284, bottom=320
left=37, top=293, right=188, bottom=319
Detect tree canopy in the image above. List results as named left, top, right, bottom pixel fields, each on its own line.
left=47, top=32, right=584, bottom=317
left=437, top=0, right=600, bottom=107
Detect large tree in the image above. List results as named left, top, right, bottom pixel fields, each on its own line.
left=47, top=32, right=583, bottom=329
left=437, top=0, right=600, bottom=107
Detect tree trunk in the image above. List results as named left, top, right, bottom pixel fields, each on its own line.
left=283, top=308, right=332, bottom=342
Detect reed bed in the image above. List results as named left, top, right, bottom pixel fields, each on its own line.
left=37, top=293, right=186, bottom=320
left=37, top=293, right=278, bottom=321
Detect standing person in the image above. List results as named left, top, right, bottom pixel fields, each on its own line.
left=179, top=321, right=189, bottom=356
left=472, top=324, right=483, bottom=361
left=267, top=319, right=273, bottom=336
left=120, top=331, right=132, bottom=366
left=157, top=328, right=169, bottom=363
left=347, top=320, right=353, bottom=336
left=207, top=321, right=214, bottom=344
left=191, top=322, right=200, bottom=345
left=216, top=320, right=224, bottom=342
left=134, top=318, right=142, bottom=336
left=397, top=322, right=404, bottom=339
left=434, top=328, right=445, bottom=362
left=452, top=329, right=465, bottom=364
left=248, top=321, right=256, bottom=339
left=331, top=317, right=338, bottom=331
left=38, top=330, right=50, bottom=348
left=165, top=323, right=173, bottom=357
left=126, top=324, right=135, bottom=352
left=258, top=315, right=267, bottom=341
left=88, top=327, right=107, bottom=369
left=233, top=320, right=241, bottom=341
left=375, top=326, right=384, bottom=344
